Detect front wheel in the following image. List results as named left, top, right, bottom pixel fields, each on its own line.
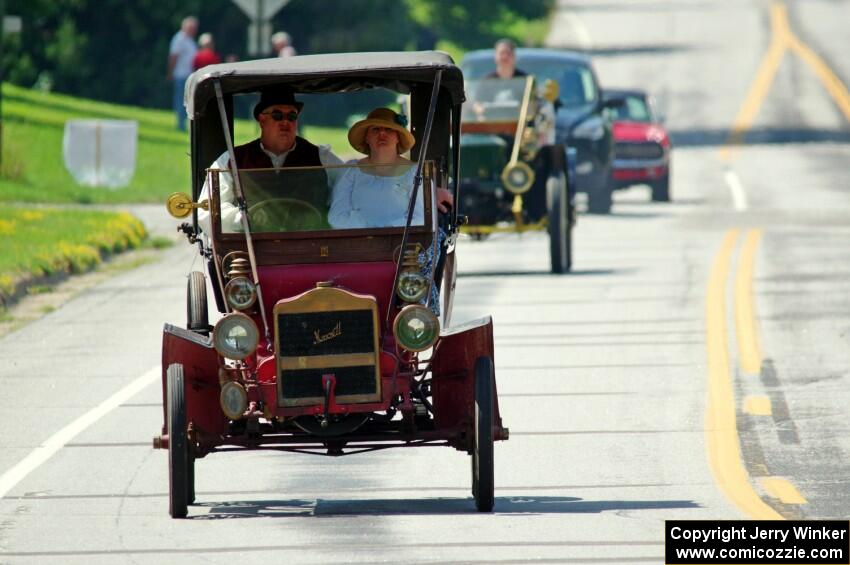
left=472, top=356, right=495, bottom=512
left=546, top=174, right=571, bottom=273
left=167, top=364, right=194, bottom=518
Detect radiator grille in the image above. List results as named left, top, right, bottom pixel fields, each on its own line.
left=274, top=287, right=381, bottom=407
left=278, top=310, right=374, bottom=357
left=615, top=142, right=664, bottom=160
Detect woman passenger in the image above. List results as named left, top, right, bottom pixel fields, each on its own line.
left=328, top=108, right=421, bottom=229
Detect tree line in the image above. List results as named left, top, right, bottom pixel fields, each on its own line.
left=2, top=0, right=550, bottom=116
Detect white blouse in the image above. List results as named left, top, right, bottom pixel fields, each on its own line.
left=328, top=165, right=424, bottom=229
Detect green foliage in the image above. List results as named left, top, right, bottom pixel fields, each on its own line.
left=2, top=0, right=552, bottom=111
left=403, top=0, right=552, bottom=49
left=4, top=0, right=248, bottom=108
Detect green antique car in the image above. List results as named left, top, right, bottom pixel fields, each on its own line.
left=459, top=76, right=574, bottom=273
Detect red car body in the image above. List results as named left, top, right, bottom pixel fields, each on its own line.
left=605, top=89, right=672, bottom=201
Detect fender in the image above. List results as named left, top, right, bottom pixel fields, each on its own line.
left=430, top=316, right=505, bottom=441
left=161, top=324, right=227, bottom=437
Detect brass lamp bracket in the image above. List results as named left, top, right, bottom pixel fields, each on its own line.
left=167, top=192, right=209, bottom=219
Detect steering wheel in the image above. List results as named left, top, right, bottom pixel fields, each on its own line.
left=247, top=197, right=324, bottom=232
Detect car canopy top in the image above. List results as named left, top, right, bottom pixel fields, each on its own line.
left=184, top=50, right=465, bottom=118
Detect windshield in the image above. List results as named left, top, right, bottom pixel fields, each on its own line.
left=608, top=95, right=653, bottom=123
left=463, top=57, right=598, bottom=109
left=462, top=77, right=529, bottom=123
left=209, top=162, right=430, bottom=235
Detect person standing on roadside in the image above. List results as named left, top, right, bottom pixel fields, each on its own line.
left=167, top=16, right=198, bottom=131
left=271, top=31, right=297, bottom=57
left=193, top=33, right=221, bottom=70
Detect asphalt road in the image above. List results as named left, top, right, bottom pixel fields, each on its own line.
left=0, top=1, right=849, bottom=563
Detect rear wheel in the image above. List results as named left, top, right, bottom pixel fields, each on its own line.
left=472, top=356, right=495, bottom=512
left=187, top=271, right=208, bottom=333
left=547, top=174, right=571, bottom=273
left=651, top=175, right=670, bottom=202
left=168, top=364, right=193, bottom=518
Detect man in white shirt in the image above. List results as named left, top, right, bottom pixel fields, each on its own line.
left=167, top=16, right=198, bottom=131
left=198, top=87, right=342, bottom=234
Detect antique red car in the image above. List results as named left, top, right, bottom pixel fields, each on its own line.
left=156, top=52, right=507, bottom=518
left=603, top=89, right=672, bottom=202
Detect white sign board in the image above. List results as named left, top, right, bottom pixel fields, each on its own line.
left=247, top=21, right=273, bottom=56
left=232, top=0, right=290, bottom=19
left=3, top=16, right=21, bottom=34
left=63, top=120, right=138, bottom=188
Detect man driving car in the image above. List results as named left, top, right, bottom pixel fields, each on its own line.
left=197, top=86, right=342, bottom=233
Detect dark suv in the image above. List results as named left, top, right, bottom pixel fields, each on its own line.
left=462, top=48, right=618, bottom=213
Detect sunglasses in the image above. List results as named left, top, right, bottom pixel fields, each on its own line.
left=262, top=109, right=299, bottom=122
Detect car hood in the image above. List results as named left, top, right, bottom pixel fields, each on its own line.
left=612, top=121, right=668, bottom=144
left=555, top=106, right=595, bottom=130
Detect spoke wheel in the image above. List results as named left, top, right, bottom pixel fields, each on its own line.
left=472, top=356, right=495, bottom=512
left=168, top=364, right=193, bottom=518
left=187, top=271, right=208, bottom=333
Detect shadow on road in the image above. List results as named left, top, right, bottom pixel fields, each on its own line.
left=583, top=44, right=696, bottom=57
left=193, top=496, right=700, bottom=519
left=669, top=127, right=850, bottom=147
left=458, top=268, right=628, bottom=278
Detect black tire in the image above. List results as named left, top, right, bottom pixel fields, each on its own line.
left=472, top=356, right=495, bottom=512
left=167, top=364, right=193, bottom=518
left=651, top=175, right=670, bottom=202
left=187, top=271, right=208, bottom=332
left=546, top=174, right=571, bottom=274
left=587, top=171, right=613, bottom=214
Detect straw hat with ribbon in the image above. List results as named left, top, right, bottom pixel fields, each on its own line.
left=347, top=108, right=416, bottom=154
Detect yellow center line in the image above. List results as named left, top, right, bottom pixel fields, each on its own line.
left=705, top=230, right=783, bottom=519
left=722, top=2, right=850, bottom=160
left=743, top=395, right=772, bottom=416
left=760, top=477, right=808, bottom=505
left=735, top=229, right=763, bottom=374
left=787, top=36, right=850, bottom=123
left=720, top=3, right=789, bottom=161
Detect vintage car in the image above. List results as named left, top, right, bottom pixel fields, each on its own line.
left=458, top=74, right=574, bottom=273
left=156, top=52, right=508, bottom=517
left=463, top=49, right=620, bottom=214
left=603, top=88, right=671, bottom=202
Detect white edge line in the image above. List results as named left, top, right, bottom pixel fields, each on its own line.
left=0, top=366, right=160, bottom=499
left=724, top=169, right=748, bottom=212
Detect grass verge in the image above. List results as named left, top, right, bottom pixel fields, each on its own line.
left=0, top=207, right=148, bottom=306
left=0, top=83, right=352, bottom=204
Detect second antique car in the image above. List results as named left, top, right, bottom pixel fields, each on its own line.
left=156, top=52, right=508, bottom=518
left=463, top=49, right=621, bottom=214
left=458, top=74, right=574, bottom=273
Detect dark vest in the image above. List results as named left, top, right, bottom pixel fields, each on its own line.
left=230, top=137, right=328, bottom=214
left=231, top=136, right=322, bottom=169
